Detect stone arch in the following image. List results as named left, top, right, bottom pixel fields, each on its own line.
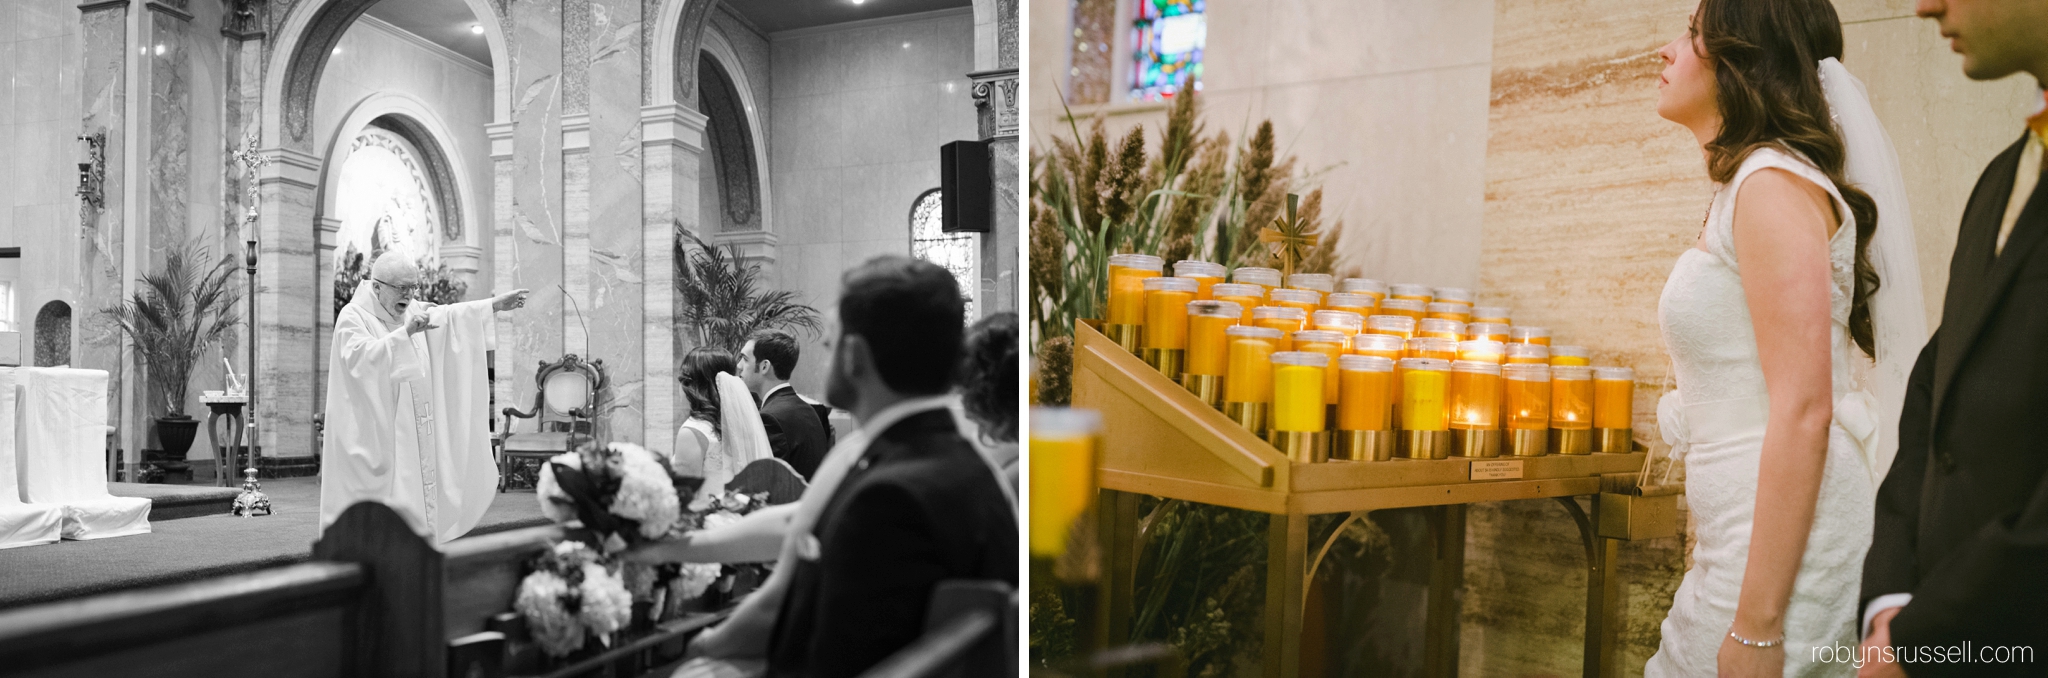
left=648, top=0, right=718, bottom=107
left=697, top=30, right=772, bottom=235
left=33, top=301, right=72, bottom=367
left=263, top=0, right=511, bottom=150
left=320, top=93, right=480, bottom=249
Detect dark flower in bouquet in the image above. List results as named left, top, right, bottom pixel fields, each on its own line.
left=536, top=441, right=703, bottom=554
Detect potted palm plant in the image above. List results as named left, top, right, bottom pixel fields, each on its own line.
left=674, top=226, right=821, bottom=352
left=105, top=243, right=243, bottom=465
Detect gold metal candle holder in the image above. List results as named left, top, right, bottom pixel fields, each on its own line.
left=1105, top=324, right=1142, bottom=353
left=1399, top=430, right=1453, bottom=460
left=1224, top=401, right=1270, bottom=438
left=1333, top=430, right=1396, bottom=461
left=1143, top=348, right=1185, bottom=383
left=1595, top=428, right=1633, bottom=454
left=1181, top=373, right=1224, bottom=409
left=1269, top=430, right=1329, bottom=463
left=1452, top=428, right=1503, bottom=458
left=1508, top=429, right=1549, bottom=457
left=1550, top=428, right=1593, bottom=455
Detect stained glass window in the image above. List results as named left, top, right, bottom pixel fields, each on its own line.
left=1130, top=0, right=1205, bottom=101
left=908, top=189, right=979, bottom=320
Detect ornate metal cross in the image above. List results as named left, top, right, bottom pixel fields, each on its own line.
left=231, top=133, right=271, bottom=229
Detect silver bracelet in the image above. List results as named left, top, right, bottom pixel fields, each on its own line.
left=1728, top=631, right=1784, bottom=648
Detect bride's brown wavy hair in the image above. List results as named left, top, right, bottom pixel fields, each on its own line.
left=1695, top=0, right=1880, bottom=357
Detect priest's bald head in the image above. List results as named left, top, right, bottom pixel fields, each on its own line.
left=369, top=252, right=421, bottom=319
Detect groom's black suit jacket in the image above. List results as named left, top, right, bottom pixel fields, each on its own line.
left=765, top=409, right=1017, bottom=678
left=1863, top=131, right=2048, bottom=672
left=760, top=386, right=832, bottom=480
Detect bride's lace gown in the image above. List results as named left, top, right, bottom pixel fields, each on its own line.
left=1647, top=148, right=1879, bottom=676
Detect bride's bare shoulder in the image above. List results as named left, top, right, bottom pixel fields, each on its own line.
left=1732, top=166, right=1840, bottom=241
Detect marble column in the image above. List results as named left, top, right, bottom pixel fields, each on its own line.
left=495, top=0, right=567, bottom=418
left=254, top=146, right=322, bottom=462
left=971, top=68, right=1019, bottom=316
left=77, top=0, right=131, bottom=475
left=639, top=103, right=706, bottom=459
left=313, top=214, right=341, bottom=413
left=579, top=0, right=648, bottom=445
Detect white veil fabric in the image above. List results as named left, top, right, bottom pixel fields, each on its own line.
left=1818, top=57, right=1928, bottom=485
left=711, top=372, right=773, bottom=489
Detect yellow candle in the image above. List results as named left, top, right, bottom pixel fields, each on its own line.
left=1211, top=283, right=1265, bottom=323
left=1510, top=325, right=1552, bottom=347
left=1594, top=367, right=1634, bottom=429
left=1340, top=278, right=1388, bottom=304
left=1293, top=330, right=1348, bottom=405
left=1551, top=366, right=1593, bottom=430
left=1406, top=337, right=1458, bottom=362
left=1271, top=352, right=1330, bottom=432
left=1173, top=260, right=1227, bottom=300
left=1364, top=314, right=1416, bottom=340
left=1434, top=287, right=1475, bottom=306
left=1399, top=358, right=1450, bottom=431
left=1448, top=361, right=1502, bottom=430
left=1503, top=364, right=1551, bottom=431
left=1028, top=407, right=1101, bottom=558
left=1458, top=339, right=1506, bottom=364
left=1353, top=333, right=1407, bottom=412
left=1142, top=277, right=1200, bottom=350
left=1505, top=343, right=1550, bottom=365
left=1550, top=345, right=1590, bottom=367
left=1389, top=283, right=1434, bottom=304
left=1426, top=302, right=1472, bottom=324
left=1472, top=306, right=1512, bottom=326
left=1418, top=318, right=1466, bottom=341
left=1224, top=326, right=1283, bottom=404
left=1286, top=272, right=1334, bottom=299
left=1378, top=299, right=1426, bottom=323
left=1233, top=266, right=1282, bottom=294
left=1269, top=288, right=1321, bottom=315
left=1338, top=355, right=1395, bottom=431
left=1311, top=310, right=1364, bottom=337
left=1323, top=293, right=1375, bottom=316
left=1106, top=254, right=1163, bottom=325
left=1185, top=301, right=1242, bottom=377
left=1466, top=322, right=1511, bottom=343
left=1251, top=306, right=1308, bottom=351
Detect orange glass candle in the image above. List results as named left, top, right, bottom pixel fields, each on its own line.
left=1355, top=334, right=1406, bottom=412
left=1293, top=330, right=1348, bottom=405
left=1502, top=364, right=1551, bottom=431
left=1466, top=322, right=1511, bottom=342
left=1106, top=254, right=1163, bottom=325
left=1142, top=277, right=1200, bottom=350
left=1312, top=310, right=1364, bottom=337
left=1418, top=318, right=1466, bottom=341
left=1364, top=315, right=1416, bottom=340
left=1185, top=301, right=1241, bottom=378
left=1233, top=266, right=1282, bottom=294
left=1406, top=337, right=1458, bottom=361
left=1550, top=365, right=1593, bottom=430
left=1028, top=407, right=1102, bottom=558
left=1399, top=358, right=1451, bottom=431
left=1323, top=293, right=1375, bottom=316
left=1271, top=352, right=1330, bottom=433
left=1337, top=355, right=1395, bottom=432
left=1472, top=306, right=1512, bottom=326
left=1340, top=278, right=1388, bottom=304
left=1505, top=343, right=1550, bottom=365
left=1211, top=283, right=1265, bottom=322
left=1434, top=287, right=1475, bottom=306
left=1388, top=283, right=1434, bottom=304
left=1509, top=325, right=1552, bottom=346
left=1224, top=326, right=1283, bottom=405
left=1251, top=306, right=1309, bottom=350
left=1287, top=272, right=1334, bottom=298
left=1593, top=367, right=1634, bottom=429
left=1448, top=361, right=1502, bottom=430
left=1458, top=339, right=1507, bottom=364
left=1173, top=260, right=1227, bottom=300
left=1378, top=298, right=1426, bottom=322
left=1269, top=288, right=1321, bottom=315
left=1426, top=302, right=1472, bottom=324
left=1550, top=345, right=1590, bottom=367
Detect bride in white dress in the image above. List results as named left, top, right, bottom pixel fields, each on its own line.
left=674, top=347, right=773, bottom=496
left=1647, top=0, right=1925, bottom=675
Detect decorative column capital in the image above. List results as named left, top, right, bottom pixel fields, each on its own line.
left=258, top=147, right=321, bottom=190
left=711, top=230, right=779, bottom=266
left=969, top=69, right=1020, bottom=142
left=562, top=113, right=592, bottom=154
left=641, top=104, right=710, bottom=154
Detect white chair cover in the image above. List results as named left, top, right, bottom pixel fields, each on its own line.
left=0, top=367, right=61, bottom=549
left=16, top=368, right=150, bottom=540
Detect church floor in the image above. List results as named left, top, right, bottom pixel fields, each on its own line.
left=0, top=477, right=549, bottom=610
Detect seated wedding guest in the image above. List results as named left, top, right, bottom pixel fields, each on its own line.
left=675, top=347, right=772, bottom=492
left=956, top=312, right=1019, bottom=497
left=646, top=256, right=1016, bottom=678
left=740, top=330, right=834, bottom=480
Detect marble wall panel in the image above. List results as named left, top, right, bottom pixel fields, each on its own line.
left=583, top=0, right=647, bottom=443
left=499, top=0, right=568, bottom=418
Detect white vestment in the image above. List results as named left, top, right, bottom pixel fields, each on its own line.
left=319, top=282, right=499, bottom=543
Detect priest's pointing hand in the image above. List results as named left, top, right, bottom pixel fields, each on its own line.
left=492, top=288, right=531, bottom=312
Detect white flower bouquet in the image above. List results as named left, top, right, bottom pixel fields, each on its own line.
left=535, top=442, right=702, bottom=554
left=512, top=542, right=634, bottom=658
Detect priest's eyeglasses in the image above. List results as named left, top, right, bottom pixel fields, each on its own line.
left=372, top=278, right=422, bottom=296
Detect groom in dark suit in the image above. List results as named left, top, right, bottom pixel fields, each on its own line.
left=1861, top=2, right=2048, bottom=675
left=740, top=330, right=833, bottom=480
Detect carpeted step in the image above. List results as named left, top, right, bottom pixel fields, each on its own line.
left=108, top=483, right=241, bottom=520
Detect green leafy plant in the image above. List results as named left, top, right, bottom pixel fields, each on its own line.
left=674, top=226, right=822, bottom=353
left=104, top=243, right=243, bottom=417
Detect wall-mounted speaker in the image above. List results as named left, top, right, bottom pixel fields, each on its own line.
left=940, top=140, right=991, bottom=233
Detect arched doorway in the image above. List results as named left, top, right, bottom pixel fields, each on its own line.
left=34, top=301, right=72, bottom=368
left=329, top=118, right=467, bottom=316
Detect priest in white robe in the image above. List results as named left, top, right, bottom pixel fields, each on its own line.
left=319, top=252, right=529, bottom=543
